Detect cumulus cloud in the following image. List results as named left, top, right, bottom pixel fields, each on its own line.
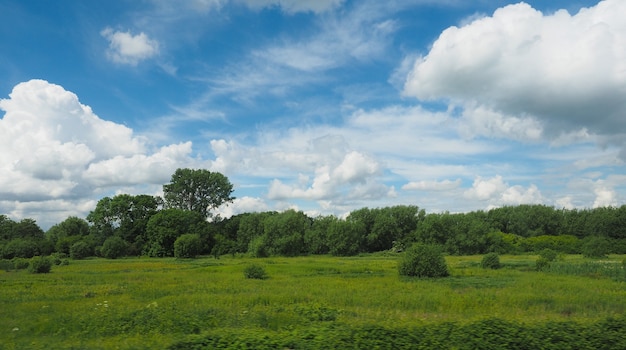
left=464, top=175, right=543, bottom=207
left=101, top=27, right=159, bottom=65
left=404, top=0, right=626, bottom=153
left=0, top=80, right=194, bottom=227
left=267, top=150, right=384, bottom=201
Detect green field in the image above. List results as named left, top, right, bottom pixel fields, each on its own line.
left=1, top=254, right=625, bottom=349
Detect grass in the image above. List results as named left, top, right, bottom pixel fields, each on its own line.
left=0, top=254, right=625, bottom=349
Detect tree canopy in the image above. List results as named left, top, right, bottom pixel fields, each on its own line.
left=163, top=168, right=235, bottom=219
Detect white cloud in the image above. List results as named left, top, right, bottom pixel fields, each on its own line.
left=215, top=196, right=269, bottom=218
left=402, top=179, right=461, bottom=191
left=464, top=175, right=543, bottom=207
left=404, top=0, right=626, bottom=154
left=101, top=27, right=159, bottom=65
left=593, top=182, right=617, bottom=208
left=0, top=80, right=196, bottom=227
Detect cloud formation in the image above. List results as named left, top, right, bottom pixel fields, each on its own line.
left=404, top=0, right=626, bottom=152
left=0, top=80, right=193, bottom=226
left=101, top=27, right=159, bottom=65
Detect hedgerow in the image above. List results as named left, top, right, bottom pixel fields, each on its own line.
left=168, top=317, right=626, bottom=350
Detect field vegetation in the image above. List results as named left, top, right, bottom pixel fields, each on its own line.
left=2, top=169, right=626, bottom=347
left=1, top=253, right=625, bottom=349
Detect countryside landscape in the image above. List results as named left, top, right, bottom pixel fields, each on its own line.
left=2, top=169, right=626, bottom=349
left=2, top=0, right=626, bottom=348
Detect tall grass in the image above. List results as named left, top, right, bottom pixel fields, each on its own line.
left=1, top=254, right=625, bottom=349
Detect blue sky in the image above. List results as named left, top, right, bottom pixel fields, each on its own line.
left=1, top=0, right=625, bottom=229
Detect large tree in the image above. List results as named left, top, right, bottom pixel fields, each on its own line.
left=163, top=168, right=235, bottom=219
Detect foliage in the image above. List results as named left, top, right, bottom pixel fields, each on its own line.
left=101, top=236, right=129, bottom=259
left=539, top=248, right=558, bottom=262
left=169, top=317, right=626, bottom=350
left=581, top=236, right=611, bottom=258
left=174, top=234, right=202, bottom=258
left=535, top=257, right=550, bottom=271
left=480, top=253, right=501, bottom=269
left=2, top=238, right=39, bottom=259
left=70, top=241, right=93, bottom=260
left=145, top=209, right=210, bottom=257
left=398, top=243, right=449, bottom=278
left=28, top=255, right=52, bottom=273
left=163, top=168, right=234, bottom=219
left=12, top=257, right=31, bottom=269
left=2, top=254, right=626, bottom=349
left=87, top=194, right=162, bottom=253
left=243, top=264, right=267, bottom=279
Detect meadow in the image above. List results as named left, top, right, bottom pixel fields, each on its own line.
left=1, top=254, right=625, bottom=349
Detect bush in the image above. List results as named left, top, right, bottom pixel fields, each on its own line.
left=244, top=264, right=268, bottom=279
left=69, top=241, right=92, bottom=260
left=174, top=234, right=202, bottom=258
left=12, top=257, right=30, bottom=270
left=581, top=236, right=611, bottom=258
left=536, top=257, right=550, bottom=271
left=398, top=243, right=449, bottom=278
left=101, top=236, right=128, bottom=259
left=29, top=256, right=52, bottom=273
left=539, top=248, right=558, bottom=262
left=2, top=239, right=38, bottom=259
left=480, top=253, right=501, bottom=269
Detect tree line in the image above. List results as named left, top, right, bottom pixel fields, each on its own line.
left=1, top=168, right=626, bottom=260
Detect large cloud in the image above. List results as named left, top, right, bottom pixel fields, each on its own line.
left=0, top=80, right=194, bottom=226
left=404, top=0, right=626, bottom=152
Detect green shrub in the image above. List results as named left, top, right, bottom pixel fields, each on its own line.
left=244, top=264, right=268, bottom=279
left=536, top=257, right=550, bottom=271
left=174, top=234, right=202, bottom=258
left=398, top=243, right=449, bottom=278
left=2, top=239, right=38, bottom=259
left=581, top=236, right=611, bottom=258
left=12, top=257, right=30, bottom=270
left=69, top=241, right=92, bottom=260
left=101, top=236, right=128, bottom=259
left=480, top=253, right=501, bottom=269
left=539, top=248, right=558, bottom=262
left=28, top=256, right=52, bottom=273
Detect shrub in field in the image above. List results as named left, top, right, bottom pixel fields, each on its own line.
left=398, top=243, right=449, bottom=278
left=581, top=236, right=611, bottom=258
left=535, top=257, right=550, bottom=271
left=480, top=253, right=501, bottom=269
left=539, top=248, right=558, bottom=262
left=12, top=257, right=30, bottom=270
left=174, top=234, right=202, bottom=258
left=244, top=264, right=267, bottom=279
left=2, top=238, right=38, bottom=259
left=70, top=241, right=92, bottom=260
left=101, top=236, right=128, bottom=259
left=29, top=255, right=52, bottom=273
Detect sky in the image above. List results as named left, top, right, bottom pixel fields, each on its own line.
left=1, top=0, right=625, bottom=229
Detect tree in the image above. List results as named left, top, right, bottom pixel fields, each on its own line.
left=398, top=243, right=449, bottom=278
left=262, top=210, right=310, bottom=256
left=581, top=236, right=611, bottom=258
left=163, top=168, right=235, bottom=219
left=87, top=194, right=162, bottom=253
left=145, top=209, right=209, bottom=257
left=174, top=234, right=202, bottom=258
left=101, top=236, right=128, bottom=259
left=70, top=241, right=93, bottom=259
